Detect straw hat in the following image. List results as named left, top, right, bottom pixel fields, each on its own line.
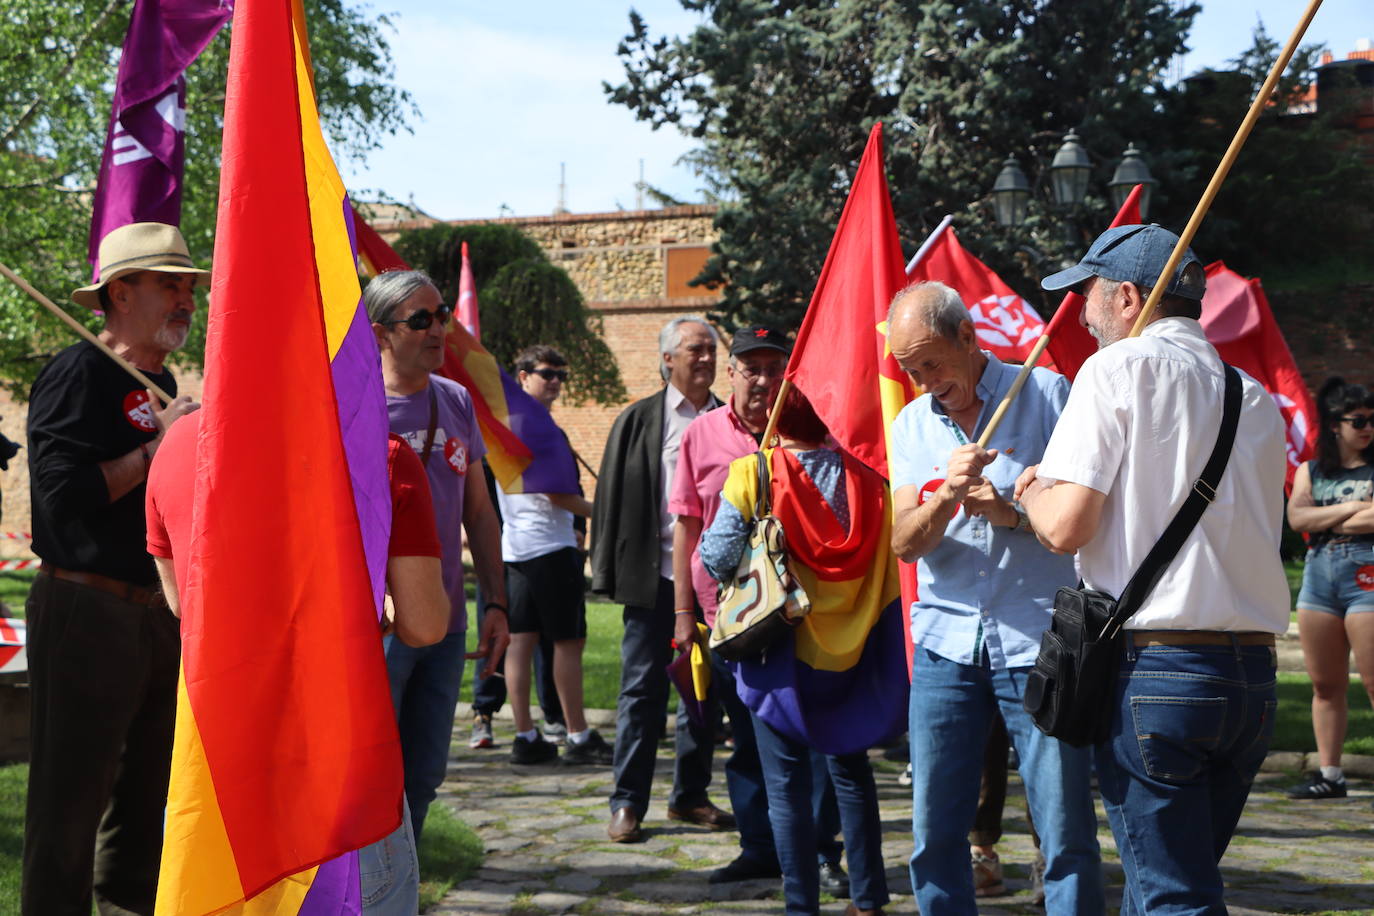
left=72, top=222, right=211, bottom=309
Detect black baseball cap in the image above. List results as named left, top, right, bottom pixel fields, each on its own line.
left=729, top=326, right=791, bottom=357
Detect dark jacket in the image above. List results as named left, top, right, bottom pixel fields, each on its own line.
left=591, top=387, right=721, bottom=608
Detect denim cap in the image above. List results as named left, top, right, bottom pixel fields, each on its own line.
left=1040, top=224, right=1206, bottom=301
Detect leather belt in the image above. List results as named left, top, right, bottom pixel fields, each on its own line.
left=40, top=563, right=165, bottom=608
left=1130, top=630, right=1275, bottom=648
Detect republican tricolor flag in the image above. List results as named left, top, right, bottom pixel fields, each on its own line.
left=157, top=0, right=400, bottom=911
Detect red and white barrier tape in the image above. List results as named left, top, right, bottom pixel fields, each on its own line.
left=0, top=532, right=31, bottom=540
left=0, top=559, right=39, bottom=571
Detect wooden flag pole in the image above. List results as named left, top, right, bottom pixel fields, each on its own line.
left=759, top=378, right=792, bottom=450
left=1130, top=0, right=1323, bottom=337
left=0, top=261, right=174, bottom=404
left=975, top=0, right=1322, bottom=446
left=975, top=334, right=1052, bottom=449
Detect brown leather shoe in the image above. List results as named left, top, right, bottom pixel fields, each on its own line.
left=666, top=801, right=736, bottom=830
left=841, top=905, right=886, bottom=916
left=607, top=806, right=643, bottom=843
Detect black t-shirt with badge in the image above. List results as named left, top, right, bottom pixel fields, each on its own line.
left=27, top=340, right=176, bottom=584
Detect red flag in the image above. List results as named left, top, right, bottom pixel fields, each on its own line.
left=906, top=229, right=1049, bottom=367
left=786, top=123, right=913, bottom=477
left=1201, top=261, right=1316, bottom=490
left=1041, top=185, right=1144, bottom=378
left=784, top=122, right=918, bottom=675
left=351, top=202, right=408, bottom=275
left=456, top=240, right=480, bottom=339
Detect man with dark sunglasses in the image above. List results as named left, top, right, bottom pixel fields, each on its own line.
left=365, top=269, right=510, bottom=843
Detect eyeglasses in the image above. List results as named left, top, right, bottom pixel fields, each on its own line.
left=384, top=306, right=452, bottom=331
left=530, top=367, right=569, bottom=382
left=737, top=363, right=786, bottom=381
left=1340, top=415, right=1373, bottom=430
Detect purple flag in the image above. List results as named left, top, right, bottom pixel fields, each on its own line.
left=87, top=0, right=232, bottom=275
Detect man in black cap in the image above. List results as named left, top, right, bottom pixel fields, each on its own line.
left=1016, top=224, right=1288, bottom=913
left=667, top=326, right=812, bottom=884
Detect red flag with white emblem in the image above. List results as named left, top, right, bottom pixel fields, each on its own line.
left=906, top=230, right=1049, bottom=367
left=1202, top=261, right=1315, bottom=490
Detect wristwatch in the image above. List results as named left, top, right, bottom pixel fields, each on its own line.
left=1012, top=504, right=1032, bottom=531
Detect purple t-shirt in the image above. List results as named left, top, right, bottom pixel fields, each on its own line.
left=387, top=375, right=486, bottom=632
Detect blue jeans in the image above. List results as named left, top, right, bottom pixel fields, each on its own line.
left=384, top=631, right=467, bottom=842
left=908, top=648, right=1103, bottom=916
left=811, top=749, right=843, bottom=867
left=710, top=651, right=777, bottom=865
left=359, top=797, right=419, bottom=914
left=609, top=579, right=714, bottom=817
left=752, top=711, right=887, bottom=915
left=1099, top=639, right=1277, bottom=916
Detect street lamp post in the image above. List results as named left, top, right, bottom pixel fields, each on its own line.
left=989, top=132, right=1156, bottom=228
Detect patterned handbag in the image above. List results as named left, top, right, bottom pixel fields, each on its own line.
left=710, top=451, right=811, bottom=661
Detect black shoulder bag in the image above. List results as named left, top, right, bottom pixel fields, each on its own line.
left=1023, top=365, right=1242, bottom=747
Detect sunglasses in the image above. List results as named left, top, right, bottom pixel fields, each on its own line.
left=384, top=306, right=452, bottom=331
left=530, top=367, right=569, bottom=382
left=1340, top=415, right=1373, bottom=430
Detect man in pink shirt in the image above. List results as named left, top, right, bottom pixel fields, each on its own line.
left=668, top=326, right=850, bottom=891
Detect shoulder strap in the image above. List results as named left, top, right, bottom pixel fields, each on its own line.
left=753, top=451, right=771, bottom=518
left=1105, top=365, right=1242, bottom=638
left=420, top=384, right=439, bottom=467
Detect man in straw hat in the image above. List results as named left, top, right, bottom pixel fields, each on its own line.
left=1016, top=224, right=1288, bottom=913
left=23, top=221, right=204, bottom=914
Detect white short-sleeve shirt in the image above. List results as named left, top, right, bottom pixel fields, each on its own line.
left=1037, top=317, right=1289, bottom=633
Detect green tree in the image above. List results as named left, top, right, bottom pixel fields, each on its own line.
left=0, top=0, right=415, bottom=397
left=1154, top=24, right=1374, bottom=284
left=606, top=0, right=1196, bottom=329
left=393, top=223, right=627, bottom=407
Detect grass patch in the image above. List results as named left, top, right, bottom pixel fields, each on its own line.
left=417, top=803, right=483, bottom=912
left=1273, top=672, right=1373, bottom=755
left=0, top=571, right=34, bottom=618
left=0, top=761, right=478, bottom=914
left=461, top=598, right=623, bottom=711
left=0, top=764, right=22, bottom=914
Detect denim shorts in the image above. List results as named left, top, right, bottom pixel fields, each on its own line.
left=1296, top=541, right=1374, bottom=617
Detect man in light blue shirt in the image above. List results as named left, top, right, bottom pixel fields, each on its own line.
left=887, top=282, right=1102, bottom=916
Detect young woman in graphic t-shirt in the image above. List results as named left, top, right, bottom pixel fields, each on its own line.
left=1286, top=377, right=1374, bottom=800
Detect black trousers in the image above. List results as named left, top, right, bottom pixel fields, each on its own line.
left=22, top=573, right=180, bottom=916
left=470, top=583, right=563, bottom=723
left=609, top=577, right=714, bottom=817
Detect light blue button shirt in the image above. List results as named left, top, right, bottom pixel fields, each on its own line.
left=890, top=352, right=1075, bottom=669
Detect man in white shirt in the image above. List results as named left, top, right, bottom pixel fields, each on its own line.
left=1015, top=224, right=1289, bottom=915
left=497, top=345, right=608, bottom=767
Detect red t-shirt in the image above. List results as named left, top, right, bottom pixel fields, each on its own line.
left=387, top=433, right=441, bottom=558
left=147, top=421, right=442, bottom=592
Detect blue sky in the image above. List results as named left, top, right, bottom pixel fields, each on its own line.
left=339, top=0, right=1370, bottom=221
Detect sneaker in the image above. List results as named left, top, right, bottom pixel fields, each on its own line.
left=542, top=720, right=567, bottom=746
left=819, top=860, right=851, bottom=898
left=510, top=733, right=558, bottom=765
left=560, top=729, right=614, bottom=766
left=1286, top=773, right=1347, bottom=799
left=972, top=851, right=1005, bottom=897
left=468, top=713, right=494, bottom=749
left=897, top=763, right=913, bottom=786
left=1029, top=851, right=1046, bottom=906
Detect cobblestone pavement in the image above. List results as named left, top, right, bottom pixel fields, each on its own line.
left=430, top=706, right=1374, bottom=915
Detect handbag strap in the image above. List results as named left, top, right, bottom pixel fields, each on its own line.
left=752, top=450, right=772, bottom=518
left=1104, top=364, right=1242, bottom=639
left=420, top=384, right=439, bottom=467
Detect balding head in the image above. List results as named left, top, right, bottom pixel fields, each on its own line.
left=887, top=281, right=971, bottom=344
left=886, top=281, right=987, bottom=415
